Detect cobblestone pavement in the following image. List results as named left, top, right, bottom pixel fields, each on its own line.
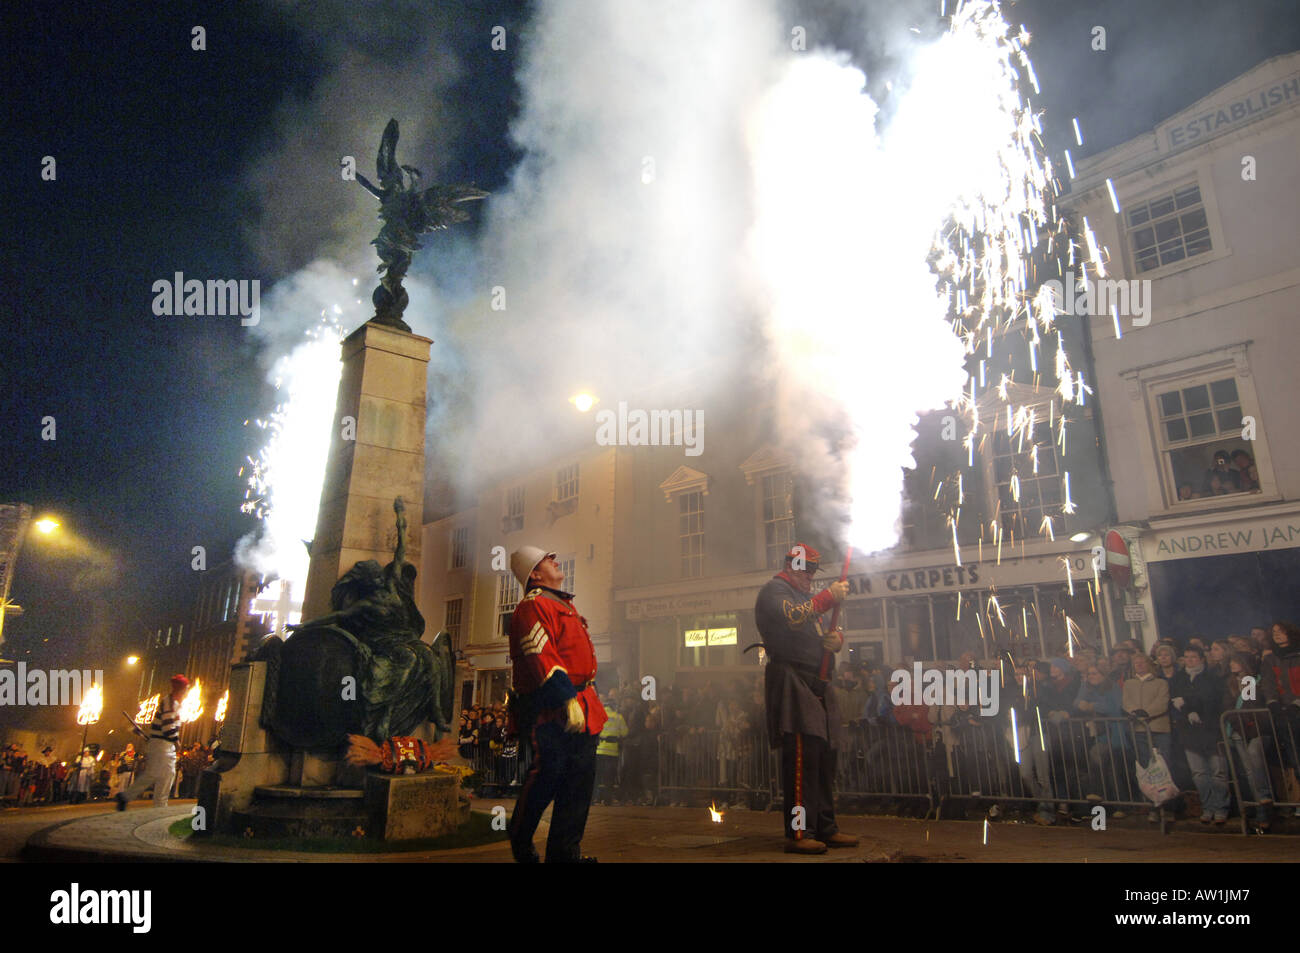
left=12, top=799, right=1297, bottom=863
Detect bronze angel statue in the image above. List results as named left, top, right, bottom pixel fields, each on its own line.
left=356, top=119, right=488, bottom=331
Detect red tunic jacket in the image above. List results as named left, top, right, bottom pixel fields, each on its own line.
left=509, top=587, right=607, bottom=736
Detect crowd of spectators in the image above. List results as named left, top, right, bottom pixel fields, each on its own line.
left=817, top=620, right=1300, bottom=829
left=460, top=620, right=1300, bottom=831
left=0, top=739, right=216, bottom=807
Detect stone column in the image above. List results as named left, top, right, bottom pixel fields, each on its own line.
left=301, top=321, right=431, bottom=621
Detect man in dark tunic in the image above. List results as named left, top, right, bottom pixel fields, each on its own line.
left=755, top=543, right=858, bottom=854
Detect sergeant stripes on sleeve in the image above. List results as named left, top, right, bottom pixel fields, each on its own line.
left=519, top=622, right=549, bottom=656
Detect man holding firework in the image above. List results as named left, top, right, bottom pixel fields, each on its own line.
left=755, top=543, right=858, bottom=854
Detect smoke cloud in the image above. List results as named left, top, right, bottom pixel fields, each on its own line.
left=235, top=0, right=1012, bottom=576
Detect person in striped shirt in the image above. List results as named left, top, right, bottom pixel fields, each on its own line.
left=115, top=675, right=188, bottom=810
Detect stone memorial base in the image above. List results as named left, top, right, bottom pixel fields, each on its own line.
left=231, top=785, right=368, bottom=840
left=365, top=771, right=469, bottom=842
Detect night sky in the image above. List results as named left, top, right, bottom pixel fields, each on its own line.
left=3, top=0, right=1297, bottom=672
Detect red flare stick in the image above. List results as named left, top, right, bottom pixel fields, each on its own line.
left=818, top=547, right=853, bottom=679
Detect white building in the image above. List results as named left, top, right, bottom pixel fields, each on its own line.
left=1063, top=52, right=1300, bottom=645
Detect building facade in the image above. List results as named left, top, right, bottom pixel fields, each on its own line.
left=421, top=346, right=1118, bottom=702
left=1063, top=52, right=1300, bottom=645
left=421, top=447, right=619, bottom=708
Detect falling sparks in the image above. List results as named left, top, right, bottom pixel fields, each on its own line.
left=708, top=802, right=724, bottom=823
left=239, top=308, right=351, bottom=592
left=988, top=593, right=1006, bottom=626
left=753, top=1, right=1100, bottom=552
left=1072, top=117, right=1083, bottom=145
left=1105, top=178, right=1121, bottom=213
left=1062, top=471, right=1077, bottom=515
left=1010, top=707, right=1021, bottom=763
left=983, top=818, right=990, bottom=844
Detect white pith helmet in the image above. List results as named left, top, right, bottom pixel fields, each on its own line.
left=510, top=546, right=556, bottom=588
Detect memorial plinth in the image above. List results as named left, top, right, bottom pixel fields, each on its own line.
left=302, top=321, right=432, bottom=620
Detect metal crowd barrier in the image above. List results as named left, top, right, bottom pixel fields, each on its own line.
left=457, top=709, right=1299, bottom=835
left=935, top=714, right=1165, bottom=830
left=837, top=722, right=934, bottom=815
left=655, top=726, right=776, bottom=809
left=467, top=739, right=533, bottom=796
left=1221, top=706, right=1300, bottom=835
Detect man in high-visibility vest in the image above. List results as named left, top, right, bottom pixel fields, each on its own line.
left=595, top=693, right=628, bottom=805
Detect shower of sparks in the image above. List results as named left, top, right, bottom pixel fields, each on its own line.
left=239, top=312, right=350, bottom=590
left=752, top=0, right=1103, bottom=553
left=1039, top=515, right=1055, bottom=542
left=983, top=818, right=990, bottom=844
left=1063, top=555, right=1075, bottom=596
left=1063, top=148, right=1075, bottom=179
left=1062, top=471, right=1077, bottom=514
left=1036, top=706, right=1046, bottom=750
left=1105, top=178, right=1121, bottom=213
left=1072, top=117, right=1083, bottom=145
left=1010, top=707, right=1021, bottom=763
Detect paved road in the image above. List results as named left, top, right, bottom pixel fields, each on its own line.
left=0, top=802, right=116, bottom=862
left=7, top=799, right=1296, bottom=863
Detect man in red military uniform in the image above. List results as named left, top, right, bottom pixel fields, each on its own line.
left=507, top=546, right=608, bottom=863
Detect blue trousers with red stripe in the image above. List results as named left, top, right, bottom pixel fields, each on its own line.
left=509, top=721, right=598, bottom=862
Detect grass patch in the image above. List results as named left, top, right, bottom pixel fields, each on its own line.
left=167, top=810, right=507, bottom=853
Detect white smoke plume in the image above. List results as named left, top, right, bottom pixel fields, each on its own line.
left=235, top=0, right=1037, bottom=579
